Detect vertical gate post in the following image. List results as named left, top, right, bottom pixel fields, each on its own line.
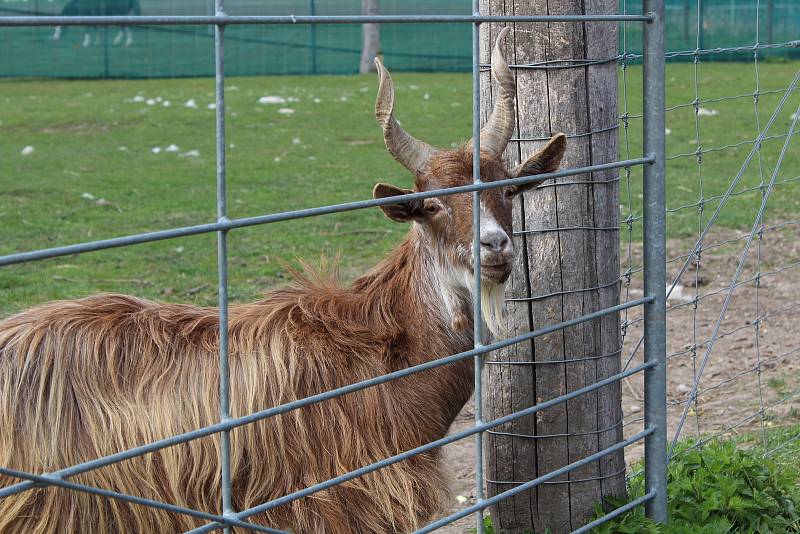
left=642, top=0, right=668, bottom=524
left=214, top=1, right=234, bottom=532
left=471, top=2, right=485, bottom=533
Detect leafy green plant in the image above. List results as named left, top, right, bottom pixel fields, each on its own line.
left=592, top=439, right=800, bottom=534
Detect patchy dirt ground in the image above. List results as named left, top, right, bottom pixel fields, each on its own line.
left=433, top=226, right=800, bottom=533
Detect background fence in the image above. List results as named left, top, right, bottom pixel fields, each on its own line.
left=617, top=0, right=800, bottom=488
left=0, top=0, right=799, bottom=78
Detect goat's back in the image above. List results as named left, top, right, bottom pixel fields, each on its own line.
left=0, top=293, right=446, bottom=533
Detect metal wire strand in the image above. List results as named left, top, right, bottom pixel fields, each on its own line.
left=669, top=104, right=800, bottom=457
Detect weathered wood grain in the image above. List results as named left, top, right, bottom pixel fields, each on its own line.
left=480, top=0, right=623, bottom=531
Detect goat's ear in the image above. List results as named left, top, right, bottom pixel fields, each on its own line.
left=509, top=133, right=567, bottom=195
left=373, top=183, right=425, bottom=223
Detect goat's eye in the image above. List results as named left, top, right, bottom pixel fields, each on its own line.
left=425, top=203, right=439, bottom=214
left=505, top=186, right=517, bottom=198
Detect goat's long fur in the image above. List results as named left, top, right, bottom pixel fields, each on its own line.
left=0, top=228, right=477, bottom=533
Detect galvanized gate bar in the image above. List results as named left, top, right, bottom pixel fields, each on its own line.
left=0, top=14, right=654, bottom=27
left=569, top=490, right=658, bottom=534
left=213, top=0, right=234, bottom=531
left=642, top=0, right=668, bottom=522
left=186, top=363, right=657, bottom=534
left=0, top=297, right=651, bottom=502
left=0, top=157, right=654, bottom=268
left=415, top=428, right=656, bottom=533
left=0, top=466, right=284, bottom=534
left=470, top=3, right=484, bottom=532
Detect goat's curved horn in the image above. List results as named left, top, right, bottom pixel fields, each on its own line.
left=374, top=57, right=436, bottom=175
left=477, top=27, right=516, bottom=157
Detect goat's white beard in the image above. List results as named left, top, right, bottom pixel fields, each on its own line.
left=479, top=279, right=509, bottom=340
left=427, top=254, right=509, bottom=341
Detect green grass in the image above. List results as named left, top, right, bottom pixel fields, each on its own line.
left=1, top=60, right=799, bottom=316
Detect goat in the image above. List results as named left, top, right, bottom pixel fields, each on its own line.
left=0, top=28, right=566, bottom=533
left=52, top=0, right=141, bottom=48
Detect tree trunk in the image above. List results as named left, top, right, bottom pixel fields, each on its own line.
left=480, top=1, right=624, bottom=532
left=359, top=0, right=380, bottom=74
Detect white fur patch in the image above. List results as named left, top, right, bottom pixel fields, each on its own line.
left=425, top=251, right=508, bottom=341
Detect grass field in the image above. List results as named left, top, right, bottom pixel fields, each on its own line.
left=1, top=60, right=798, bottom=316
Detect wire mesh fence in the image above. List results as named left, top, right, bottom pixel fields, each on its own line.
left=618, top=0, right=800, bottom=487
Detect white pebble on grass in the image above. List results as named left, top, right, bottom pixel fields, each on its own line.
left=277, top=108, right=295, bottom=115
left=152, top=147, right=162, bottom=154
left=313, top=98, right=321, bottom=104
left=287, top=96, right=300, bottom=103
left=665, top=127, right=672, bottom=135
left=184, top=99, right=198, bottom=108
left=181, top=149, right=200, bottom=157
left=132, top=95, right=145, bottom=103
left=258, top=95, right=286, bottom=105
left=81, top=192, right=95, bottom=200
left=292, top=137, right=301, bottom=145
left=409, top=84, right=420, bottom=90
left=146, top=99, right=156, bottom=106
left=155, top=97, right=163, bottom=103
left=274, top=157, right=281, bottom=162
left=340, top=96, right=348, bottom=102
left=162, top=100, right=171, bottom=107
left=165, top=144, right=180, bottom=152
left=20, top=146, right=34, bottom=156
left=117, top=146, right=128, bottom=151
left=423, top=93, right=430, bottom=100
left=207, top=103, right=217, bottom=110
left=697, top=107, right=719, bottom=117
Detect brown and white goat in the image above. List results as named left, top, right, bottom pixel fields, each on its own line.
left=0, top=28, right=566, bottom=534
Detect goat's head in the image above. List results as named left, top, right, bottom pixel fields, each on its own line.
left=371, top=28, right=566, bottom=295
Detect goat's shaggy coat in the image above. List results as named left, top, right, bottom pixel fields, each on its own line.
left=0, top=225, right=478, bottom=533
left=0, top=27, right=567, bottom=532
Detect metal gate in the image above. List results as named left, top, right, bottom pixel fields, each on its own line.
left=0, top=2, right=666, bottom=532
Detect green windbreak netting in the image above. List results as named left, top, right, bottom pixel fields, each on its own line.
left=0, top=0, right=797, bottom=79
left=623, top=0, right=799, bottom=61
left=0, top=0, right=472, bottom=78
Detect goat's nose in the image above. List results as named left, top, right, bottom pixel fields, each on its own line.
left=480, top=229, right=510, bottom=252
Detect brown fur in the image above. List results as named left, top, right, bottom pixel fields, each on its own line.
left=0, top=226, right=475, bottom=534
